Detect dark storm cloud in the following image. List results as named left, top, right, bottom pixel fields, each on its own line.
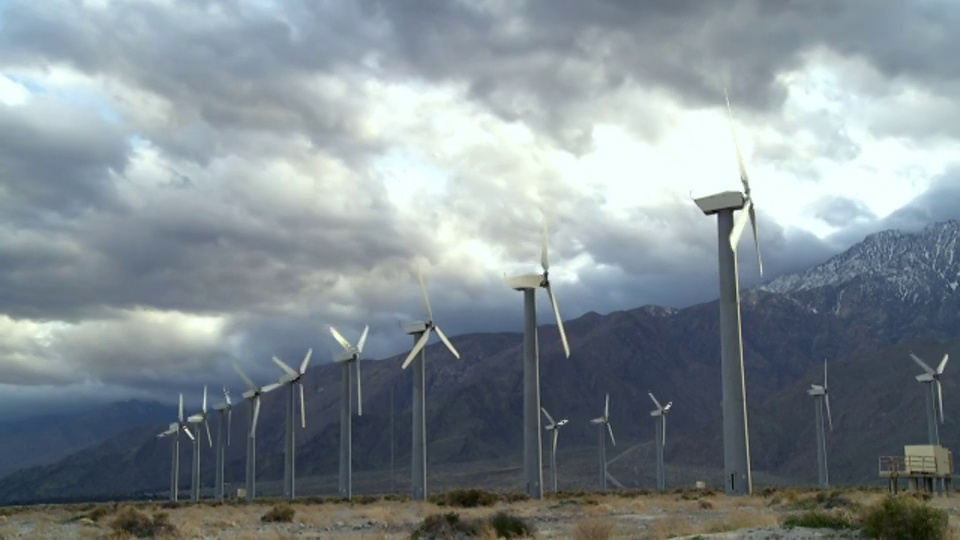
left=811, top=196, right=876, bottom=228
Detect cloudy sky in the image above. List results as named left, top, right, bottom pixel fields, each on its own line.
left=1, top=0, right=959, bottom=417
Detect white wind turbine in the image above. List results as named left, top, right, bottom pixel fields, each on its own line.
left=401, top=265, right=460, bottom=501
left=212, top=386, right=233, bottom=502
left=910, top=352, right=949, bottom=446
left=648, top=392, right=672, bottom=492
left=233, top=362, right=283, bottom=501
left=541, top=407, right=568, bottom=493
left=272, top=348, right=313, bottom=501
left=504, top=219, right=571, bottom=499
left=329, top=324, right=369, bottom=500
left=186, top=386, right=214, bottom=502
left=157, top=393, right=194, bottom=502
left=806, top=358, right=833, bottom=488
left=692, top=91, right=764, bottom=496
left=590, top=393, right=615, bottom=492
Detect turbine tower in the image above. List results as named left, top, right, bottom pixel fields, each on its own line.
left=504, top=220, right=571, bottom=499
left=329, top=324, right=369, bottom=500
left=272, top=349, right=313, bottom=501
left=590, top=393, right=615, bottom=492
left=233, top=363, right=282, bottom=501
left=186, top=386, right=214, bottom=502
left=692, top=92, right=763, bottom=496
left=212, top=387, right=233, bottom=502
left=541, top=407, right=568, bottom=493
left=806, top=358, right=833, bottom=488
left=401, top=265, right=460, bottom=501
left=648, top=392, right=672, bottom=492
left=157, top=393, right=194, bottom=502
left=910, top=352, right=949, bottom=446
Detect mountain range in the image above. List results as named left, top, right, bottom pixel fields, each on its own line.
left=2, top=220, right=960, bottom=503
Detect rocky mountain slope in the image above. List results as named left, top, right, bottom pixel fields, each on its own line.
left=2, top=221, right=960, bottom=503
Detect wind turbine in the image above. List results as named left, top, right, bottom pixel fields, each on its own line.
left=692, top=91, right=763, bottom=496
left=541, top=407, right=568, bottom=493
left=910, top=352, right=949, bottom=446
left=648, top=392, right=673, bottom=492
left=401, top=265, right=460, bottom=501
left=212, top=386, right=233, bottom=502
left=186, top=386, right=214, bottom=501
left=272, top=349, right=313, bottom=501
left=504, top=219, right=571, bottom=499
left=329, top=324, right=369, bottom=500
left=806, top=358, right=833, bottom=488
left=233, top=362, right=282, bottom=501
left=590, top=393, right=615, bottom=492
left=157, top=393, right=194, bottom=502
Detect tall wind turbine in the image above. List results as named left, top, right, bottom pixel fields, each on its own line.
left=648, top=392, right=672, bottom=492
left=186, top=386, right=214, bottom=502
left=806, top=359, right=833, bottom=488
left=910, top=352, right=949, bottom=446
left=504, top=220, right=571, bottom=499
left=233, top=363, right=282, bottom=501
left=401, top=265, right=460, bottom=501
left=541, top=407, right=568, bottom=493
left=329, top=324, right=369, bottom=500
left=590, top=393, right=615, bottom=492
left=692, top=92, right=763, bottom=496
left=212, top=387, right=233, bottom=502
left=272, top=349, right=313, bottom=501
left=157, top=393, right=194, bottom=502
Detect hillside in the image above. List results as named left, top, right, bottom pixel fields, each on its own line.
left=2, top=220, right=960, bottom=502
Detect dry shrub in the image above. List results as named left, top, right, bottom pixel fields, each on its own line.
left=647, top=516, right=697, bottom=540
left=860, top=495, right=949, bottom=540
left=704, top=509, right=778, bottom=534
left=261, top=504, right=296, bottom=523
left=109, top=507, right=177, bottom=538
left=573, top=517, right=615, bottom=540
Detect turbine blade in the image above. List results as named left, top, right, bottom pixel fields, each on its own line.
left=823, top=358, right=828, bottom=389
left=825, top=395, right=834, bottom=432
left=416, top=263, right=433, bottom=322
left=179, top=393, right=184, bottom=422
left=356, top=360, right=363, bottom=417
left=607, top=422, right=616, bottom=447
left=251, top=397, right=261, bottom=438
left=233, top=363, right=257, bottom=390
left=541, top=219, right=549, bottom=272
left=552, top=429, right=558, bottom=460
left=541, top=407, right=556, bottom=426
left=938, top=380, right=945, bottom=424
left=357, top=324, right=370, bottom=353
left=272, top=356, right=298, bottom=377
left=662, top=416, right=667, bottom=446
left=910, top=352, right=936, bottom=374
left=262, top=382, right=282, bottom=393
left=729, top=199, right=751, bottom=250
left=748, top=203, right=763, bottom=276
left=605, top=393, right=610, bottom=419
left=402, top=329, right=432, bottom=370
left=648, top=392, right=662, bottom=410
left=546, top=285, right=570, bottom=358
left=182, top=425, right=194, bottom=441
left=434, top=326, right=460, bottom=359
left=329, top=326, right=354, bottom=351
left=227, top=408, right=232, bottom=446
left=224, top=386, right=231, bottom=406
left=938, top=353, right=950, bottom=374
left=299, top=383, right=306, bottom=429
left=202, top=385, right=208, bottom=412
left=204, top=419, right=213, bottom=447
left=724, top=88, right=751, bottom=195
left=300, top=348, right=313, bottom=374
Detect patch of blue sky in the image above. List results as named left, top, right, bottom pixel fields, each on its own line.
left=377, top=147, right=452, bottom=210
left=2, top=72, right=124, bottom=125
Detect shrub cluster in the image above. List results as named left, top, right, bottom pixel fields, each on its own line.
left=782, top=510, right=856, bottom=530
left=411, top=511, right=534, bottom=539
left=860, top=495, right=949, bottom=539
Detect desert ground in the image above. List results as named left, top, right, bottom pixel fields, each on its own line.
left=0, top=488, right=957, bottom=539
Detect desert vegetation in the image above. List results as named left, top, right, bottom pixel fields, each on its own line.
left=0, top=487, right=956, bottom=538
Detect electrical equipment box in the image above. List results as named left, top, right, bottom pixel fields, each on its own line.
left=903, top=445, right=954, bottom=476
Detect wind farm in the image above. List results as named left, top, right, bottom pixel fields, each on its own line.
left=4, top=1, right=960, bottom=537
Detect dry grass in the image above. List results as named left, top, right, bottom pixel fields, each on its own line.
left=573, top=517, right=616, bottom=540
left=703, top=508, right=779, bottom=534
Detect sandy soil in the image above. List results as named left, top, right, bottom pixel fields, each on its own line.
left=0, top=489, right=957, bottom=539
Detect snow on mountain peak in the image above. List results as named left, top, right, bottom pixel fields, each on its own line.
left=762, top=220, right=960, bottom=297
